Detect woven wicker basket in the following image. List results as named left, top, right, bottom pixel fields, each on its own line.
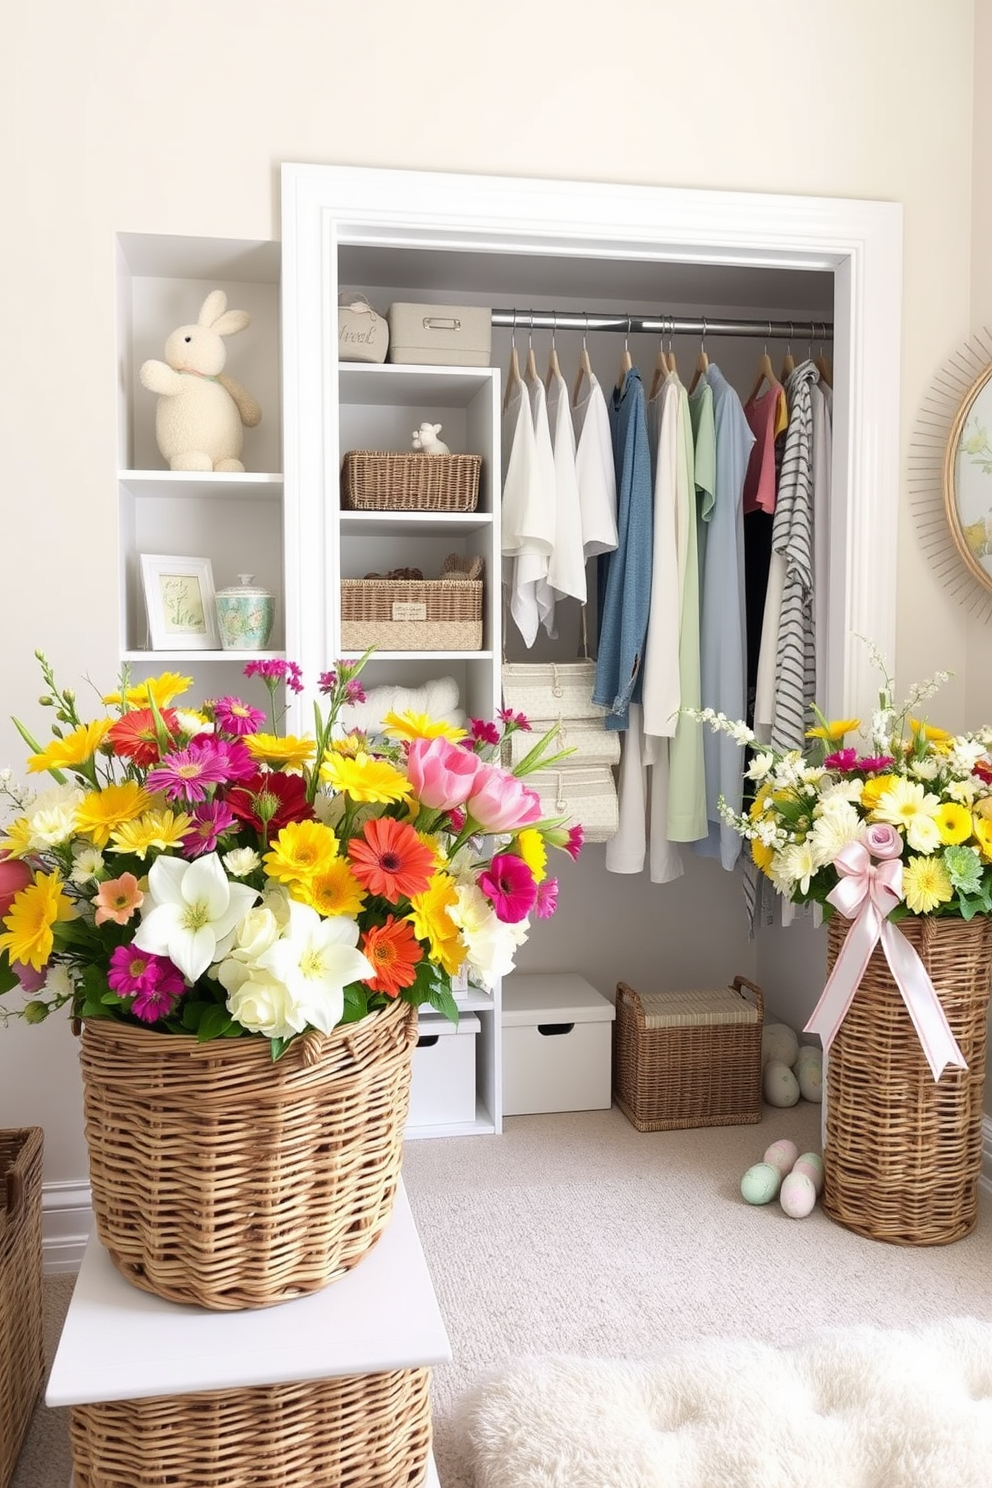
left=823, top=912, right=992, bottom=1246
left=79, top=997, right=418, bottom=1311
left=341, top=450, right=482, bottom=511
left=69, top=1366, right=431, bottom=1488
left=0, top=1128, right=44, bottom=1488
left=613, top=978, right=764, bottom=1131
left=341, top=554, right=483, bottom=652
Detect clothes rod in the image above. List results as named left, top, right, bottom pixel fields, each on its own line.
left=490, top=309, right=833, bottom=339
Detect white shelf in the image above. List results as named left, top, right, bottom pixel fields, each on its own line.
left=47, top=1183, right=450, bottom=1409
left=340, top=510, right=493, bottom=536
left=340, top=649, right=496, bottom=662
left=120, top=470, right=283, bottom=500
left=338, top=362, right=497, bottom=406
left=122, top=649, right=285, bottom=663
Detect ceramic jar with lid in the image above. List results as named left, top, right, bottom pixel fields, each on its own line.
left=215, top=574, right=274, bottom=650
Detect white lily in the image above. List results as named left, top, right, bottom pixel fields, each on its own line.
left=132, top=852, right=259, bottom=983
left=256, top=900, right=372, bottom=1034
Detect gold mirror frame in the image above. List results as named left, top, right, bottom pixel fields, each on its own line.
left=910, top=327, right=992, bottom=623
left=943, top=359, right=992, bottom=596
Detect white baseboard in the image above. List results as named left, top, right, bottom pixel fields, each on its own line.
left=43, top=1118, right=992, bottom=1272
left=42, top=1180, right=92, bottom=1273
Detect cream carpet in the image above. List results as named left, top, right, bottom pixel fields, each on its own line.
left=454, top=1320, right=992, bottom=1487
left=12, top=1102, right=992, bottom=1487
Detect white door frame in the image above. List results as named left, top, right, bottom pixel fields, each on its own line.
left=281, top=162, right=903, bottom=722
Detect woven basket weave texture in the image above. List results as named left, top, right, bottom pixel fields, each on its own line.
left=341, top=554, right=484, bottom=653
left=341, top=450, right=482, bottom=511
left=69, top=1366, right=431, bottom=1488
left=823, top=912, right=992, bottom=1246
left=0, top=1127, right=44, bottom=1488
left=613, top=978, right=764, bottom=1131
left=79, top=997, right=418, bottom=1311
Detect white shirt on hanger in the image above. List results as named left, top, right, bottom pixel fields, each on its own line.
left=545, top=369, right=588, bottom=605
left=526, top=365, right=559, bottom=640
left=572, top=373, right=618, bottom=558
left=641, top=372, right=683, bottom=740
left=501, top=377, right=554, bottom=648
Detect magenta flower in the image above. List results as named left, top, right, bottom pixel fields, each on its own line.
left=858, top=755, right=896, bottom=774
left=478, top=853, right=538, bottom=923
left=318, top=670, right=338, bottom=693
left=345, top=679, right=366, bottom=705
left=243, top=659, right=304, bottom=694
left=208, top=736, right=256, bottom=783
left=468, top=718, right=500, bottom=747
left=565, top=825, right=584, bottom=860
left=534, top=878, right=559, bottom=919
left=146, top=738, right=229, bottom=803
left=212, top=696, right=266, bottom=736
left=824, top=747, right=858, bottom=771
left=108, top=945, right=183, bottom=997
left=181, top=800, right=237, bottom=857
left=447, top=807, right=466, bottom=832
left=466, top=764, right=542, bottom=833
left=407, top=735, right=483, bottom=809
left=865, top=822, right=904, bottom=860
left=130, top=979, right=185, bottom=1023
left=498, top=707, right=531, bottom=731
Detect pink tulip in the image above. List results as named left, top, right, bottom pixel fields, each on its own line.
left=12, top=960, right=47, bottom=993
left=0, top=854, right=32, bottom=922
left=466, top=764, right=543, bottom=833
left=406, top=736, right=482, bottom=810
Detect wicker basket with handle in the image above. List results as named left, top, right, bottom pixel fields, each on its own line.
left=79, top=996, right=418, bottom=1311
left=0, top=1127, right=44, bottom=1488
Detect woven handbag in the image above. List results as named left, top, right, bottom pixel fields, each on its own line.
left=504, top=716, right=620, bottom=769
left=531, top=765, right=618, bottom=843
left=501, top=659, right=605, bottom=724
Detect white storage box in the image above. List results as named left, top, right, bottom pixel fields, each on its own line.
left=409, top=1012, right=481, bottom=1127
left=501, top=974, right=615, bottom=1116
left=387, top=303, right=492, bottom=366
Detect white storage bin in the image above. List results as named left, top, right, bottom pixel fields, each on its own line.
left=501, top=974, right=615, bottom=1116
left=387, top=303, right=492, bottom=366
left=409, top=1012, right=481, bottom=1127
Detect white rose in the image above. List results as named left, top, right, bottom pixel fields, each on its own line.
left=225, top=969, right=307, bottom=1040
left=226, top=905, right=283, bottom=965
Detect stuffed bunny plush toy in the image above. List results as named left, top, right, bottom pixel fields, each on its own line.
left=140, top=290, right=262, bottom=471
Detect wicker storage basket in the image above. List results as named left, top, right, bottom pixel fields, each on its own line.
left=341, top=450, right=482, bottom=512
left=613, top=978, right=764, bottom=1131
left=70, top=1366, right=431, bottom=1488
left=0, top=1128, right=44, bottom=1488
left=823, top=912, right=992, bottom=1246
left=79, top=997, right=418, bottom=1311
left=341, top=554, right=484, bottom=652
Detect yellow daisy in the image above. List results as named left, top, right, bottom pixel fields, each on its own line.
left=264, top=820, right=339, bottom=885
left=109, top=808, right=195, bottom=857
left=381, top=710, right=468, bottom=744
left=103, top=672, right=192, bottom=709
left=0, top=870, right=77, bottom=971
left=294, top=857, right=367, bottom=916
left=973, top=816, right=992, bottom=861
left=320, top=750, right=413, bottom=804
left=27, top=719, right=113, bottom=774
left=751, top=837, right=775, bottom=874
left=909, top=719, right=953, bottom=746
left=515, top=827, right=548, bottom=884
left=805, top=717, right=860, bottom=744
left=244, top=734, right=317, bottom=772
left=935, top=802, right=973, bottom=846
left=860, top=773, right=900, bottom=813
left=74, top=782, right=151, bottom=848
left=0, top=818, right=34, bottom=857
left=901, top=854, right=954, bottom=914
left=407, top=872, right=465, bottom=977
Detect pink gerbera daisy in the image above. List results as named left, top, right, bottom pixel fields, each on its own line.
left=478, top=853, right=537, bottom=923
left=212, top=696, right=266, bottom=737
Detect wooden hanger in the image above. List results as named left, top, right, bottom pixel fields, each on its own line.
left=778, top=321, right=796, bottom=380
left=545, top=316, right=561, bottom=391
left=616, top=318, right=633, bottom=389
left=746, top=327, right=781, bottom=404
left=502, top=315, right=522, bottom=413
left=688, top=318, right=710, bottom=394
left=524, top=322, right=539, bottom=385
left=572, top=321, right=594, bottom=407
left=814, top=323, right=833, bottom=388
left=648, top=340, right=670, bottom=401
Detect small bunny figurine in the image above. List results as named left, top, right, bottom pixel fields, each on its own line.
left=412, top=421, right=450, bottom=455
left=140, top=290, right=262, bottom=471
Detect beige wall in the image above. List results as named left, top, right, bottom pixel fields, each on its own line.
left=0, top=0, right=983, bottom=1177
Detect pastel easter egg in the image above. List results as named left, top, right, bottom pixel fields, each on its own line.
left=741, top=1162, right=782, bottom=1206
left=792, top=1152, right=824, bottom=1195
left=780, top=1170, right=817, bottom=1218
left=763, top=1139, right=800, bottom=1176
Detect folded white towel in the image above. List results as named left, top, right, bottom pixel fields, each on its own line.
left=342, top=675, right=465, bottom=734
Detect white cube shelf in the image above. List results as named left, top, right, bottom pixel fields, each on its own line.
left=501, top=973, right=615, bottom=1116
left=409, top=1012, right=481, bottom=1128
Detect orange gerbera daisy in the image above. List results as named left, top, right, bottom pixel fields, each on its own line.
left=361, top=915, right=423, bottom=996
left=348, top=817, right=436, bottom=902
left=107, top=707, right=181, bottom=766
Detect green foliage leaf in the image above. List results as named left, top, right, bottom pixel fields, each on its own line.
left=196, top=1004, right=235, bottom=1043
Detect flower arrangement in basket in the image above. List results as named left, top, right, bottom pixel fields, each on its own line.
left=0, top=650, right=582, bottom=1049
left=690, top=642, right=992, bottom=1083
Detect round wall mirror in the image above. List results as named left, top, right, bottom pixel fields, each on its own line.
left=944, top=361, right=992, bottom=595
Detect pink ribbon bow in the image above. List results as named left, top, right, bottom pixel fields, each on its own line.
left=803, top=841, right=967, bottom=1082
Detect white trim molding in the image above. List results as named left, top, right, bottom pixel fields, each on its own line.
left=42, top=1181, right=92, bottom=1274
left=982, top=1114, right=992, bottom=1198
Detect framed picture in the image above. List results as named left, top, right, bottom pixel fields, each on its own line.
left=944, top=361, right=992, bottom=595
left=140, top=554, right=219, bottom=650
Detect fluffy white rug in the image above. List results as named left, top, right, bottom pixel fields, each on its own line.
left=454, top=1318, right=992, bottom=1488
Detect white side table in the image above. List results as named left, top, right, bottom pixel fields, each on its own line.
left=48, top=1181, right=449, bottom=1487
